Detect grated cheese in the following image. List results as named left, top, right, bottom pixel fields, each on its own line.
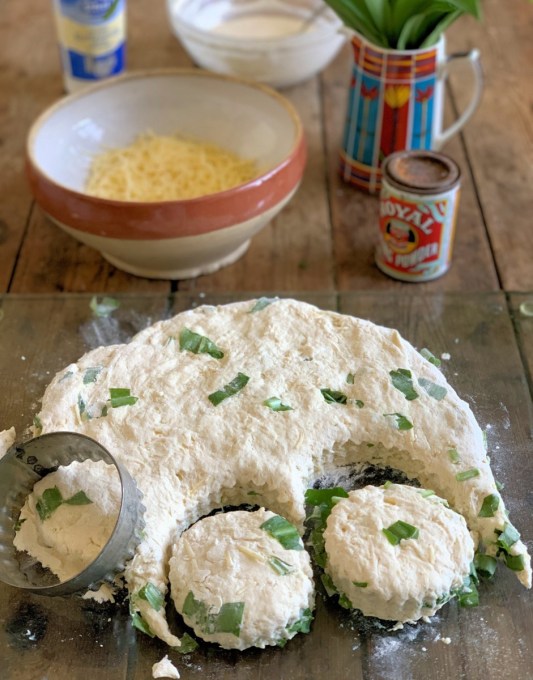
left=85, top=132, right=257, bottom=201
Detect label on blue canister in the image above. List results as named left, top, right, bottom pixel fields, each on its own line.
left=54, top=0, right=126, bottom=86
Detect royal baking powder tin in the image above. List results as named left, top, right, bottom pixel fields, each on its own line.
left=376, top=150, right=461, bottom=282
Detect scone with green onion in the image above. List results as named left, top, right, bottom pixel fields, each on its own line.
left=323, top=484, right=475, bottom=622
left=169, top=508, right=315, bottom=650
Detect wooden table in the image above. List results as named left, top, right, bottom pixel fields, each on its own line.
left=1, top=0, right=532, bottom=295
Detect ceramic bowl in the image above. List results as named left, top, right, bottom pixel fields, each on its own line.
left=26, top=70, right=306, bottom=279
left=166, top=0, right=346, bottom=88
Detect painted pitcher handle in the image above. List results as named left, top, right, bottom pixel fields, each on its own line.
left=434, top=48, right=483, bottom=149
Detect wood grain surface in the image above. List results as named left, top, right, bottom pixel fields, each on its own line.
left=0, top=0, right=531, bottom=294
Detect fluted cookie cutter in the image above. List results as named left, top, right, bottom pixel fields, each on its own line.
left=0, top=432, right=145, bottom=596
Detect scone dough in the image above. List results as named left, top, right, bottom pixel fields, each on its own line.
left=169, top=508, right=315, bottom=650
left=324, top=484, right=474, bottom=622
left=27, top=298, right=531, bottom=644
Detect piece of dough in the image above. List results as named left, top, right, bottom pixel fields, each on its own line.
left=324, top=484, right=474, bottom=622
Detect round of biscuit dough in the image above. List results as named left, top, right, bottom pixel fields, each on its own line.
left=323, top=484, right=475, bottom=622
left=169, top=508, right=315, bottom=650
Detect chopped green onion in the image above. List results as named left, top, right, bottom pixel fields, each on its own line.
left=137, top=582, right=165, bottom=612
left=382, top=520, right=419, bottom=545
left=179, top=328, right=224, bottom=359
left=474, top=553, right=497, bottom=578
left=456, top=469, right=480, bottom=482
left=268, top=555, right=294, bottom=575
left=346, top=372, right=355, bottom=384
left=457, top=583, right=479, bottom=607
left=36, top=487, right=64, bottom=521
left=305, top=487, right=348, bottom=506
left=77, top=393, right=91, bottom=420
left=320, top=388, right=348, bottom=405
left=83, top=366, right=102, bottom=384
left=353, top=581, right=368, bottom=588
left=173, top=632, right=198, bottom=654
left=108, top=387, right=138, bottom=408
left=131, top=611, right=155, bottom=637
left=215, top=602, right=245, bottom=636
left=383, top=481, right=394, bottom=489
left=64, top=490, right=93, bottom=506
left=276, top=637, right=288, bottom=648
left=36, top=486, right=93, bottom=520
left=505, top=554, right=525, bottom=571
left=33, top=415, right=43, bottom=433
left=478, top=494, right=500, bottom=518
left=183, top=591, right=244, bottom=637
left=496, top=523, right=520, bottom=551
left=338, top=593, right=352, bottom=609
left=354, top=399, right=365, bottom=408
left=260, top=515, right=303, bottom=551
left=90, top=296, right=119, bottom=318
left=419, top=489, right=435, bottom=498
left=320, top=573, right=337, bottom=597
left=59, top=370, right=74, bottom=383
left=495, top=480, right=504, bottom=491
left=208, top=373, right=250, bottom=406
left=448, top=448, right=460, bottom=464
left=384, top=413, right=413, bottom=431
left=420, top=348, right=441, bottom=366
left=249, top=297, right=277, bottom=313
left=418, top=377, right=447, bottom=401
left=286, top=608, right=313, bottom=634
left=390, top=368, right=418, bottom=400
left=14, top=517, right=26, bottom=532
left=263, top=397, right=293, bottom=412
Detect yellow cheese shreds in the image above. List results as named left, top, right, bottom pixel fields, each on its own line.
left=85, top=132, right=258, bottom=202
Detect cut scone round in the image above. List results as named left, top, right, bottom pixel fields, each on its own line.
left=169, top=508, right=315, bottom=650
left=323, top=484, right=475, bottom=622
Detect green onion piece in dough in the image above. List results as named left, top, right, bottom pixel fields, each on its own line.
left=320, top=388, right=348, bottom=405
left=304, top=487, right=348, bottom=507
left=384, top=413, right=413, bottom=431
left=214, top=602, right=245, bottom=636
left=346, top=373, right=355, bottom=384
left=36, top=487, right=64, bottom=521
left=474, top=553, right=497, bottom=578
left=478, top=493, right=500, bottom=518
left=249, top=297, right=277, bottom=313
left=131, top=611, right=155, bottom=637
left=83, top=366, right=103, bottom=384
left=496, top=523, right=520, bottom=551
left=448, top=448, right=460, bottom=464
left=263, top=397, right=293, bottom=412
left=286, top=608, right=313, bottom=634
left=505, top=553, right=525, bottom=571
left=179, top=328, right=224, bottom=359
left=137, top=582, right=165, bottom=612
left=64, top=490, right=93, bottom=506
left=420, top=348, right=441, bottom=366
left=382, top=520, right=419, bottom=546
left=173, top=632, right=198, bottom=654
left=418, top=377, right=447, bottom=401
left=455, top=468, right=480, bottom=482
left=109, top=387, right=138, bottom=408
left=353, top=581, right=368, bottom=588
left=390, top=369, right=418, bottom=400
left=267, top=555, right=294, bottom=575
left=208, top=373, right=249, bottom=406
left=260, top=515, right=303, bottom=551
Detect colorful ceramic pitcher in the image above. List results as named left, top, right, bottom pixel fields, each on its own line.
left=340, top=32, right=483, bottom=193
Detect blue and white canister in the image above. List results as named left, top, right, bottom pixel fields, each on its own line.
left=53, top=0, right=126, bottom=92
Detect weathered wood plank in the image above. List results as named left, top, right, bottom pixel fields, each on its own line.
left=447, top=0, right=533, bottom=290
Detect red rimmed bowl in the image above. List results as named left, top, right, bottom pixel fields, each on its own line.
left=26, top=69, right=306, bottom=279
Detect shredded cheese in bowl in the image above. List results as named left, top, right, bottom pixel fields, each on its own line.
left=85, top=132, right=258, bottom=202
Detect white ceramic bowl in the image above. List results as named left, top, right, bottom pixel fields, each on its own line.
left=167, top=0, right=346, bottom=88
left=26, top=70, right=306, bottom=280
